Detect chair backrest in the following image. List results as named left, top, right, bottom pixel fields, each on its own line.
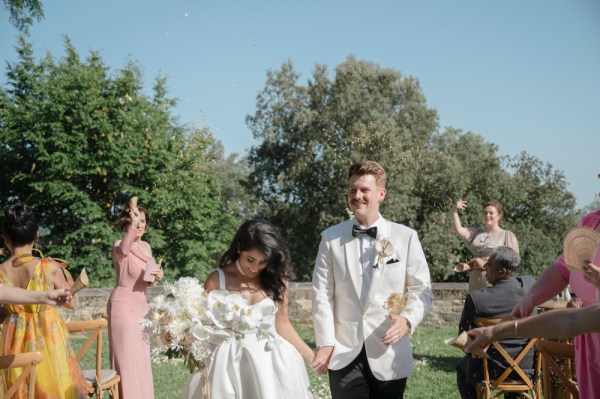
left=534, top=339, right=578, bottom=399
left=474, top=317, right=540, bottom=398
left=67, top=318, right=106, bottom=384
left=65, top=318, right=120, bottom=399
left=0, top=352, right=44, bottom=399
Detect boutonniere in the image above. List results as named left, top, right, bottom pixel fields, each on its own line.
left=375, top=238, right=394, bottom=268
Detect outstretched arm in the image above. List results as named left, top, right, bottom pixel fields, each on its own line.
left=511, top=263, right=567, bottom=319
left=465, top=304, right=600, bottom=354
left=0, top=285, right=72, bottom=305
left=451, top=200, right=471, bottom=241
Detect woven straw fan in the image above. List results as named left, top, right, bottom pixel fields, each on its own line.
left=563, top=227, right=600, bottom=272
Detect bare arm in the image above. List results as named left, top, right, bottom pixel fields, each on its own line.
left=51, top=260, right=76, bottom=309
left=451, top=200, right=470, bottom=241
left=275, top=287, right=315, bottom=363
left=465, top=305, right=600, bottom=354
left=0, top=284, right=72, bottom=305
left=512, top=264, right=568, bottom=319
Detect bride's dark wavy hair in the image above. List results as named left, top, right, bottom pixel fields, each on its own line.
left=219, top=219, right=293, bottom=303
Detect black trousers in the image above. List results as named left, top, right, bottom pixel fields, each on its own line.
left=329, top=346, right=407, bottom=399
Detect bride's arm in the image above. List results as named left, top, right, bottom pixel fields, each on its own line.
left=275, top=285, right=315, bottom=363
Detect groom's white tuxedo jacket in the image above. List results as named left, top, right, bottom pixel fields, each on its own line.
left=312, top=217, right=433, bottom=381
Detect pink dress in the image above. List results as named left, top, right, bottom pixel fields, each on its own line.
left=107, top=227, right=155, bottom=398
left=554, top=210, right=600, bottom=399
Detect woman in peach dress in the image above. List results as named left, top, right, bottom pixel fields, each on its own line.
left=107, top=201, right=163, bottom=398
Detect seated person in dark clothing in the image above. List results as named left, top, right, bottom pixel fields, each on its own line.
left=456, top=246, right=536, bottom=399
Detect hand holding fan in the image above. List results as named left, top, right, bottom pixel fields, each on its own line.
left=563, top=228, right=600, bottom=272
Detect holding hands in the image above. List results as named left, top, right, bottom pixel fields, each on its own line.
left=311, top=346, right=333, bottom=375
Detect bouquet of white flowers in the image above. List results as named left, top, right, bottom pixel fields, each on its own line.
left=141, top=277, right=274, bottom=373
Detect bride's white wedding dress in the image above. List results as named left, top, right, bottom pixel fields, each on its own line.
left=183, top=268, right=313, bottom=399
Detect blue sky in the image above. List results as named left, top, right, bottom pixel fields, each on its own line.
left=1, top=1, right=598, bottom=208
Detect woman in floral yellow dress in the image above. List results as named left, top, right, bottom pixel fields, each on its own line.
left=0, top=203, right=85, bottom=398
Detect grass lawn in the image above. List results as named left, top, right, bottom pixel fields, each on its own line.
left=70, top=325, right=461, bottom=399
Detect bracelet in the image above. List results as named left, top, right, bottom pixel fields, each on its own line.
left=513, top=319, right=519, bottom=338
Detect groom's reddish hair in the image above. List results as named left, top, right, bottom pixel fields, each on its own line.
left=348, top=160, right=387, bottom=188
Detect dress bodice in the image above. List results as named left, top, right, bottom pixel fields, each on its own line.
left=215, top=268, right=277, bottom=333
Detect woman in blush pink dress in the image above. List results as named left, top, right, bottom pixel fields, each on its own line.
left=107, top=201, right=164, bottom=398
left=512, top=208, right=600, bottom=399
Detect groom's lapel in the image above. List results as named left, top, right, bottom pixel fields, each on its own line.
left=367, top=219, right=391, bottom=305
left=342, top=223, right=363, bottom=301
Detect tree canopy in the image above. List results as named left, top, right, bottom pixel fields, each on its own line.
left=2, top=0, right=44, bottom=32
left=246, top=56, right=579, bottom=281
left=0, top=37, right=239, bottom=285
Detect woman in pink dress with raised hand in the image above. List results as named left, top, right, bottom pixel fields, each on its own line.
left=107, top=198, right=164, bottom=398
left=512, top=208, right=600, bottom=399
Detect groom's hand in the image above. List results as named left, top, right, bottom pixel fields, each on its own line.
left=311, top=346, right=333, bottom=374
left=382, top=316, right=410, bottom=346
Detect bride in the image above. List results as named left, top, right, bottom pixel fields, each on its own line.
left=183, top=219, right=315, bottom=399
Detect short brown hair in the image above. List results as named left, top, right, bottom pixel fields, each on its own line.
left=483, top=201, right=503, bottom=218
left=348, top=160, right=387, bottom=188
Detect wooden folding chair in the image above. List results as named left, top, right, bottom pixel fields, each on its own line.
left=534, top=339, right=578, bottom=399
left=0, top=352, right=43, bottom=399
left=475, top=317, right=541, bottom=399
left=66, top=319, right=120, bottom=399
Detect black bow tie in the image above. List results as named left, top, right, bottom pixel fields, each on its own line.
left=352, top=225, right=378, bottom=239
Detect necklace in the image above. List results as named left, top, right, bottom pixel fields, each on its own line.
left=235, top=259, right=246, bottom=276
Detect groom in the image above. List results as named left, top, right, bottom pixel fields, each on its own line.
left=311, top=160, right=433, bottom=399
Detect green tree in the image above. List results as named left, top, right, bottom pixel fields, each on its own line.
left=246, top=56, right=438, bottom=279
left=2, top=0, right=43, bottom=32
left=246, top=56, right=578, bottom=281
left=0, top=37, right=236, bottom=285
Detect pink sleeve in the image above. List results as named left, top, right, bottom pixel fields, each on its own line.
left=113, top=227, right=137, bottom=257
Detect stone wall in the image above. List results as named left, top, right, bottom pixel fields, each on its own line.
left=59, top=282, right=469, bottom=329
